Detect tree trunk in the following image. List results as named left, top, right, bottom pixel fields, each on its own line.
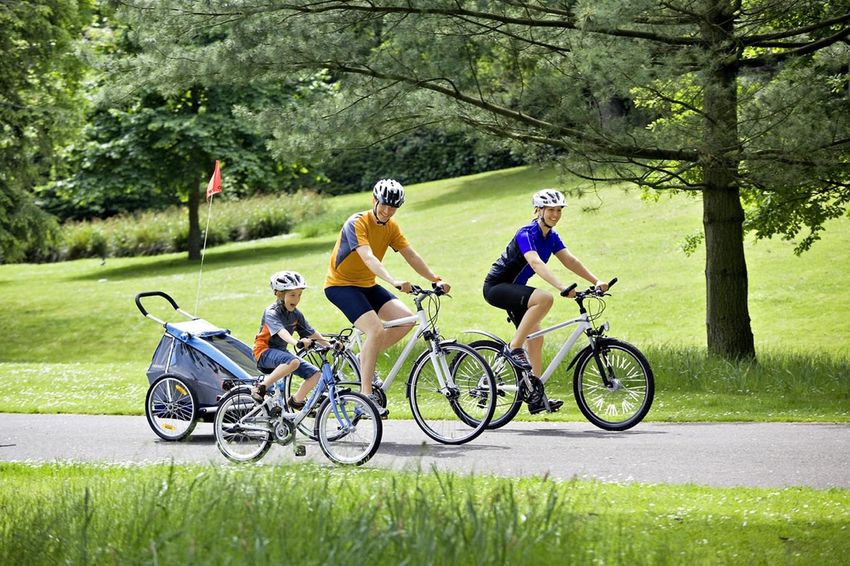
left=187, top=174, right=202, bottom=261
left=700, top=2, right=755, bottom=359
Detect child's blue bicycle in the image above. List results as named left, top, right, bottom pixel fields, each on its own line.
left=213, top=344, right=383, bottom=466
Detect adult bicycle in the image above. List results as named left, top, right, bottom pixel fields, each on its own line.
left=214, top=344, right=382, bottom=466
left=464, top=278, right=654, bottom=431
left=285, top=284, right=497, bottom=445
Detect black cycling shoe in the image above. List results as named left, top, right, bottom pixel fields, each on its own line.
left=288, top=397, right=306, bottom=411
left=528, top=398, right=564, bottom=415
left=502, top=345, right=532, bottom=371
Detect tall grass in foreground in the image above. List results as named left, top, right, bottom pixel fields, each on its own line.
left=1, top=463, right=847, bottom=565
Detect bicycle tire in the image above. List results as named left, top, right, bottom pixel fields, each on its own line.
left=468, top=340, right=524, bottom=429
left=573, top=338, right=654, bottom=431
left=214, top=389, right=273, bottom=462
left=315, top=391, right=382, bottom=465
left=284, top=348, right=361, bottom=440
left=408, top=342, right=496, bottom=445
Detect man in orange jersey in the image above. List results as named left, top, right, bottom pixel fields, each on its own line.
left=324, top=179, right=450, bottom=417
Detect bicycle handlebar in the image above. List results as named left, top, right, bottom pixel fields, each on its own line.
left=559, top=283, right=578, bottom=297
left=396, top=283, right=449, bottom=297
left=573, top=277, right=618, bottom=300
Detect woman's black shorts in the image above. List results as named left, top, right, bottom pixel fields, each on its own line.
left=482, top=282, right=536, bottom=328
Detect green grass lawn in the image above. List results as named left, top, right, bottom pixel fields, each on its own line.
left=0, top=166, right=848, bottom=418
left=2, top=463, right=848, bottom=565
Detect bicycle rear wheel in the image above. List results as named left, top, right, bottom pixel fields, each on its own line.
left=468, top=340, right=523, bottom=429
left=408, top=342, right=495, bottom=445
left=214, top=390, right=273, bottom=462
left=315, top=391, right=382, bottom=465
left=573, top=338, right=654, bottom=431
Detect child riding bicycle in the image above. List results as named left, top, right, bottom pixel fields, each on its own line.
left=251, top=270, right=331, bottom=410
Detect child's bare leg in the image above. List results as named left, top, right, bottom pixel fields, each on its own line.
left=262, top=360, right=299, bottom=389
left=292, top=371, right=320, bottom=404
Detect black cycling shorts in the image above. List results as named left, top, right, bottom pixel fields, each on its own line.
left=483, top=282, right=536, bottom=328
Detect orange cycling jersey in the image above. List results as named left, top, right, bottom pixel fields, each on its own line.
left=325, top=210, right=409, bottom=288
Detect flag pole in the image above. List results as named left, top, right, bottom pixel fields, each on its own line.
left=194, top=194, right=215, bottom=316
left=195, top=160, right=222, bottom=317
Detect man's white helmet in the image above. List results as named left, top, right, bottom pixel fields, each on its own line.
left=270, top=270, right=308, bottom=292
left=373, top=178, right=405, bottom=207
left=532, top=189, right=567, bottom=208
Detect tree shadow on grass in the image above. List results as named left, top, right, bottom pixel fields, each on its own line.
left=72, top=236, right=336, bottom=282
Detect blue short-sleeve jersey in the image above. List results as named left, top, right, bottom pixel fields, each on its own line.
left=485, top=220, right=566, bottom=285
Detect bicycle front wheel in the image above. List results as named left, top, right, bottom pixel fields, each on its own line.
left=285, top=348, right=361, bottom=440
left=468, top=340, right=523, bottom=429
left=315, top=391, right=382, bottom=466
left=573, top=338, right=654, bottom=431
left=408, top=342, right=496, bottom=445
left=214, top=390, right=273, bottom=462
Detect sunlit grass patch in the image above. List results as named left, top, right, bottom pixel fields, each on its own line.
left=0, top=363, right=146, bottom=414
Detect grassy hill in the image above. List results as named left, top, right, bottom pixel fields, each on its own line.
left=2, top=165, right=847, bottom=360
left=0, top=166, right=847, bottom=417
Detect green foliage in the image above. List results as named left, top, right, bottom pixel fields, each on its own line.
left=320, top=128, right=523, bottom=195
left=50, top=191, right=324, bottom=261
left=0, top=0, right=93, bottom=262
left=2, top=463, right=849, bottom=564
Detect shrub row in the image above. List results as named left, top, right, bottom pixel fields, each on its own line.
left=55, top=191, right=325, bottom=261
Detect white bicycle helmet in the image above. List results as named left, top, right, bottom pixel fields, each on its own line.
left=270, top=270, right=308, bottom=292
left=532, top=189, right=567, bottom=208
left=373, top=178, right=405, bottom=207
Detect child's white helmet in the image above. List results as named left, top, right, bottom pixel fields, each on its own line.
left=532, top=189, right=567, bottom=208
left=270, top=271, right=308, bottom=291
left=373, top=179, right=405, bottom=207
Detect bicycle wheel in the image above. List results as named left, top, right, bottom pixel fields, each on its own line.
left=468, top=340, right=523, bottom=429
left=285, top=349, right=361, bottom=440
left=408, top=342, right=496, bottom=445
left=214, top=389, right=273, bottom=462
left=314, top=391, right=382, bottom=466
left=145, top=374, right=198, bottom=441
left=573, top=338, right=654, bottom=431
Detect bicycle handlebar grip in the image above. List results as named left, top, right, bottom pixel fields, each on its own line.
left=608, top=277, right=618, bottom=289
left=432, top=281, right=446, bottom=296
left=134, top=291, right=179, bottom=317
left=560, top=283, right=578, bottom=297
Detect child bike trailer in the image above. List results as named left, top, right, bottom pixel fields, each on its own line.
left=135, top=291, right=258, bottom=441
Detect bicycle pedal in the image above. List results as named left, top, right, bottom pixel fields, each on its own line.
left=293, top=445, right=306, bottom=457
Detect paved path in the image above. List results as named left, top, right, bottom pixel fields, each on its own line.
left=1, top=413, right=848, bottom=489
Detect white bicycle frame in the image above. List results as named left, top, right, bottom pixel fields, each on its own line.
left=344, top=304, right=456, bottom=393
left=466, top=311, right=609, bottom=386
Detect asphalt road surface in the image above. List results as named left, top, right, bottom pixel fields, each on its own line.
left=1, top=413, right=848, bottom=489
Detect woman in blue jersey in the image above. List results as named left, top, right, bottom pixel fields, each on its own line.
left=483, top=189, right=609, bottom=414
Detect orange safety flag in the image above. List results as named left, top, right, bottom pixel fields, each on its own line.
left=206, top=160, right=222, bottom=199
